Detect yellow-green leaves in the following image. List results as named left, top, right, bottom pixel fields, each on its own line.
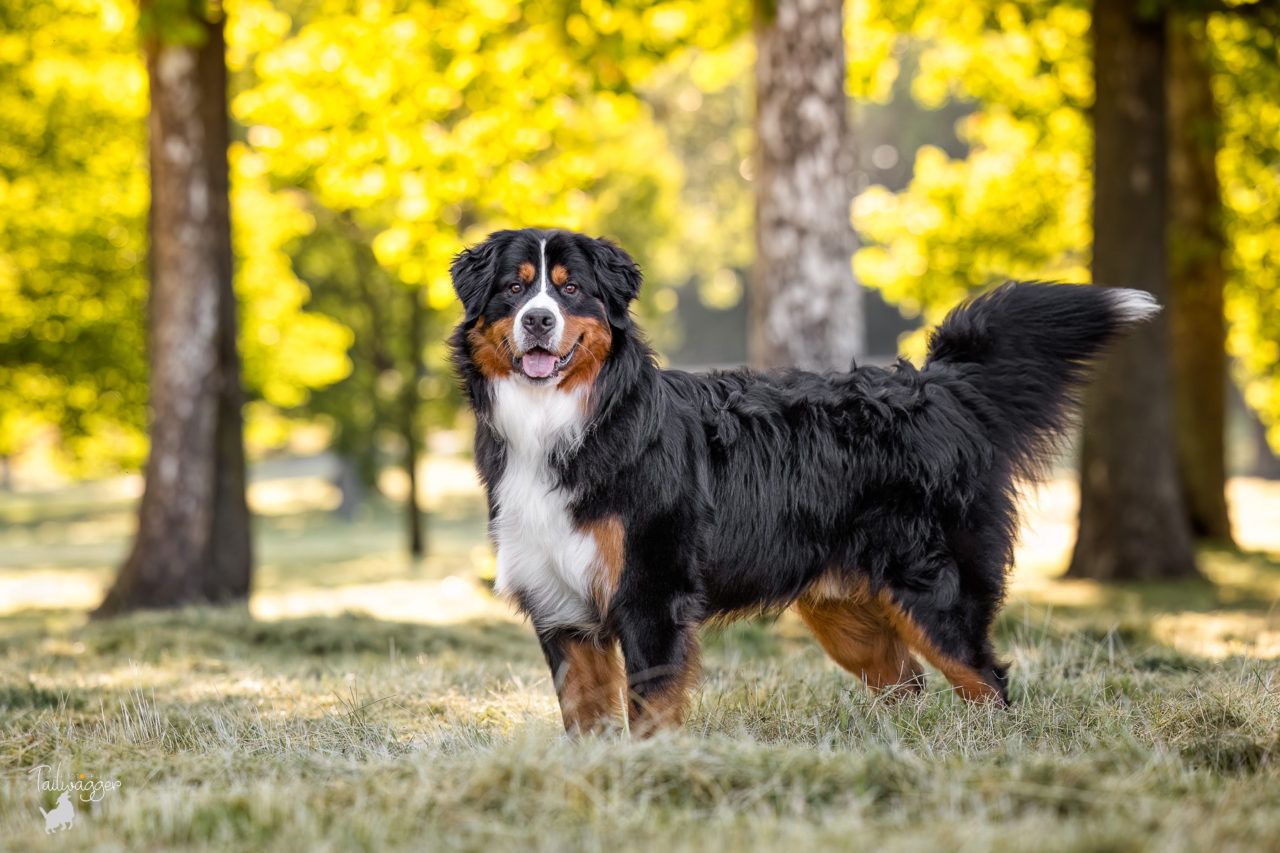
left=850, top=0, right=1280, bottom=443
left=0, top=0, right=149, bottom=472
left=0, top=0, right=356, bottom=472
left=233, top=146, right=354, bottom=410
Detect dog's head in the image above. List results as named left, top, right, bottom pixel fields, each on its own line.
left=451, top=229, right=640, bottom=388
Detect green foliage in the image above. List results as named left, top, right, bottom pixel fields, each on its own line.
left=0, top=0, right=353, bottom=473
left=137, top=0, right=217, bottom=46
left=0, top=0, right=150, bottom=472
left=1, top=0, right=753, bottom=475
left=850, top=0, right=1280, bottom=433
left=851, top=0, right=1093, bottom=355
left=233, top=153, right=354, bottom=414
left=1212, top=11, right=1280, bottom=448
left=283, top=210, right=442, bottom=485
left=228, top=0, right=750, bottom=464
left=230, top=0, right=738, bottom=314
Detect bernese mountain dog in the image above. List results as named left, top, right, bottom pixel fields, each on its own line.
left=450, top=228, right=1157, bottom=737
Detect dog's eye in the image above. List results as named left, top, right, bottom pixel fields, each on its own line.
left=563, top=283, right=577, bottom=295
left=509, top=283, right=523, bottom=294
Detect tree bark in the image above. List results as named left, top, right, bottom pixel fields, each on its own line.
left=751, top=0, right=862, bottom=370
left=1166, top=12, right=1233, bottom=545
left=334, top=454, right=366, bottom=521
left=203, top=15, right=253, bottom=600
left=1248, top=403, right=1280, bottom=480
left=402, top=287, right=425, bottom=558
left=96, top=7, right=251, bottom=616
left=1068, top=0, right=1200, bottom=581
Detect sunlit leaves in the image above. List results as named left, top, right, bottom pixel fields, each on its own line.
left=846, top=0, right=903, bottom=102
left=0, top=0, right=149, bottom=471
left=850, top=0, right=1280, bottom=442
left=233, top=146, right=354, bottom=410
left=233, top=0, right=747, bottom=362
left=0, top=0, right=355, bottom=472
left=1211, top=11, right=1280, bottom=447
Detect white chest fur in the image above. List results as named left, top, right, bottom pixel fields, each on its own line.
left=489, top=378, right=601, bottom=628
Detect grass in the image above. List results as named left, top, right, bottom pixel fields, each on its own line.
left=1, top=458, right=1279, bottom=851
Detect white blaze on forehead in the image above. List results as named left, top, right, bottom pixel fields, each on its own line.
left=513, top=237, right=566, bottom=353
left=538, top=238, right=549, bottom=291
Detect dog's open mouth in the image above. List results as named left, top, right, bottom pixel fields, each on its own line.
left=515, top=338, right=581, bottom=380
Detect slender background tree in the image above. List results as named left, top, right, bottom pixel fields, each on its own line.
left=95, top=0, right=251, bottom=616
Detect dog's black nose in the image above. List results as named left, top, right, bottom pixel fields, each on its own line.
left=522, top=309, right=555, bottom=333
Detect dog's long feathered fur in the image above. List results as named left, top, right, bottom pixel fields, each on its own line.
left=451, top=228, right=1156, bottom=734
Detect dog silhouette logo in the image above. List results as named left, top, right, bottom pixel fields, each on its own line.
left=29, top=764, right=121, bottom=834
left=39, top=790, right=74, bottom=834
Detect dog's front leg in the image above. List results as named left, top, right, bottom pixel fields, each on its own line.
left=614, top=596, right=701, bottom=737
left=538, top=629, right=626, bottom=736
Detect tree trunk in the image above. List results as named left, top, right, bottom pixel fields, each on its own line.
left=203, top=15, right=253, bottom=600
left=751, top=0, right=862, bottom=370
left=1248, top=405, right=1280, bottom=480
left=95, top=7, right=251, bottom=617
left=1167, top=12, right=1233, bottom=545
left=334, top=454, right=366, bottom=521
left=1068, top=0, right=1200, bottom=581
left=402, top=287, right=425, bottom=558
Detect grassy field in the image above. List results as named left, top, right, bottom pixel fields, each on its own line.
left=1, top=457, right=1279, bottom=851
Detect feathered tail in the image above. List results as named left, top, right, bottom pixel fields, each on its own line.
left=923, top=281, right=1159, bottom=480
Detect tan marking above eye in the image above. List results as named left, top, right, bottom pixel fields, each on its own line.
left=551, top=265, right=569, bottom=286
left=518, top=262, right=536, bottom=283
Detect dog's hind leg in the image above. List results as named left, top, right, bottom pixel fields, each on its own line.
left=879, top=586, right=1009, bottom=705
left=794, top=584, right=925, bottom=695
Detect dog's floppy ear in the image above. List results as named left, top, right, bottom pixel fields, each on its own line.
left=450, top=233, right=506, bottom=324
left=577, top=234, right=642, bottom=329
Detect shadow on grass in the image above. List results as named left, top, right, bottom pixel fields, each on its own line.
left=3, top=606, right=541, bottom=668
left=1000, top=546, right=1280, bottom=648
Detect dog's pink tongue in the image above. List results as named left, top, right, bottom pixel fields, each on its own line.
left=522, top=350, right=557, bottom=378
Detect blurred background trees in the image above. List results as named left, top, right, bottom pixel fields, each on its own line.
left=2, top=0, right=1278, bottom=607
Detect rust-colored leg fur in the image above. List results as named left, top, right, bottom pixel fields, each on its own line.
left=551, top=637, right=626, bottom=735
left=795, top=595, right=925, bottom=694
left=879, top=597, right=1006, bottom=703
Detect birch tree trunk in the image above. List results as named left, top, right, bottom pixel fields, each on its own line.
left=1167, top=12, right=1233, bottom=545
left=95, top=6, right=251, bottom=616
left=751, top=0, right=862, bottom=371
left=1068, top=0, right=1199, bottom=581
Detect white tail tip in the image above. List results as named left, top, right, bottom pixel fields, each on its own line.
left=1106, top=288, right=1161, bottom=323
